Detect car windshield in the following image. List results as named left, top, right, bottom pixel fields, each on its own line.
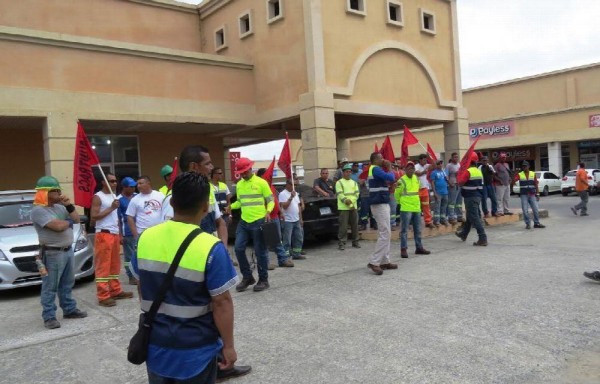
left=0, top=202, right=34, bottom=228
left=565, top=171, right=576, bottom=177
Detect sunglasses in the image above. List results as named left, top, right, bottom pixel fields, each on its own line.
left=108, top=180, right=118, bottom=183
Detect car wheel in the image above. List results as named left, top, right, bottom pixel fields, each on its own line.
left=542, top=186, right=549, bottom=196
left=561, top=190, right=568, bottom=196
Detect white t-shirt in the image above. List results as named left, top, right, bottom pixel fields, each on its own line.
left=415, top=163, right=431, bottom=189
left=279, top=189, right=301, bottom=222
left=94, top=191, right=119, bottom=234
left=161, top=194, right=222, bottom=223
left=126, top=190, right=165, bottom=234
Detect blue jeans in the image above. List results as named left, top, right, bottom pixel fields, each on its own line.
left=481, top=184, right=498, bottom=215
left=268, top=218, right=290, bottom=265
left=520, top=194, right=540, bottom=225
left=433, top=194, right=448, bottom=224
left=147, top=357, right=217, bottom=383
left=400, top=211, right=423, bottom=250
left=122, top=236, right=136, bottom=278
left=460, top=196, right=487, bottom=242
left=447, top=185, right=463, bottom=220
left=389, top=194, right=398, bottom=225
left=40, top=248, right=77, bottom=321
left=282, top=221, right=303, bottom=258
left=235, top=219, right=269, bottom=281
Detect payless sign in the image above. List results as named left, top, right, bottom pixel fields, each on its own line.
left=229, top=152, right=241, bottom=182
left=469, top=120, right=515, bottom=141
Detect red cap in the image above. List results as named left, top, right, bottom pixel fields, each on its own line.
left=470, top=152, right=479, bottom=162
left=235, top=157, right=254, bottom=174
left=405, top=161, right=415, bottom=167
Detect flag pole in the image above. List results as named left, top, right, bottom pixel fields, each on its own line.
left=286, top=132, right=296, bottom=192
left=94, top=164, right=116, bottom=199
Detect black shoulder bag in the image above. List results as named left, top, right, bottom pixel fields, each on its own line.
left=127, top=228, right=202, bottom=365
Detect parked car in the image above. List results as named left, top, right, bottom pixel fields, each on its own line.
left=561, top=169, right=600, bottom=196
left=0, top=190, right=94, bottom=290
left=227, top=183, right=339, bottom=241
left=512, top=171, right=562, bottom=196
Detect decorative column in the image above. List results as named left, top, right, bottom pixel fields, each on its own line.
left=443, top=108, right=470, bottom=159
left=43, top=112, right=79, bottom=199
left=548, top=142, right=562, bottom=176
left=336, top=138, right=350, bottom=163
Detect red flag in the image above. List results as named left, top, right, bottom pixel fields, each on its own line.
left=426, top=143, right=438, bottom=164
left=400, top=138, right=409, bottom=167
left=263, top=157, right=276, bottom=184
left=403, top=125, right=419, bottom=146
left=374, top=143, right=379, bottom=153
left=277, top=132, right=292, bottom=179
left=459, top=137, right=481, bottom=172
left=167, top=157, right=178, bottom=190
left=380, top=135, right=396, bottom=163
left=73, top=122, right=100, bottom=208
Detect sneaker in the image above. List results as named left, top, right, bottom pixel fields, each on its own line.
left=525, top=224, right=531, bottom=230
left=128, top=277, right=138, bottom=285
left=268, top=263, right=276, bottom=270
left=338, top=244, right=345, bottom=251
left=292, top=255, right=307, bottom=260
left=236, top=277, right=256, bottom=292
left=278, top=259, right=294, bottom=268
left=352, top=242, right=361, bottom=249
left=99, top=298, right=116, bottom=307
left=415, top=248, right=431, bottom=255
left=533, top=223, right=546, bottom=228
left=63, top=309, right=88, bottom=319
left=367, top=264, right=384, bottom=275
left=44, top=318, right=61, bottom=329
left=112, top=291, right=134, bottom=300
left=583, top=271, right=600, bottom=282
left=253, top=280, right=270, bottom=292
left=473, top=240, right=488, bottom=246
left=380, top=263, right=398, bottom=270
left=571, top=207, right=578, bottom=216
left=455, top=232, right=466, bottom=242
left=216, top=365, right=252, bottom=382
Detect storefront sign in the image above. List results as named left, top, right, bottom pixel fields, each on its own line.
left=469, top=120, right=515, bottom=140
left=229, top=151, right=241, bottom=181
left=590, top=114, right=600, bottom=128
left=488, top=146, right=535, bottom=162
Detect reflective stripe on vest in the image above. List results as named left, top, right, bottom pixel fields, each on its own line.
left=518, top=171, right=536, bottom=193
left=336, top=178, right=359, bottom=210
left=140, top=300, right=210, bottom=318
left=368, top=165, right=391, bottom=203
left=213, top=182, right=228, bottom=205
left=235, top=175, right=273, bottom=223
left=462, top=167, right=484, bottom=190
left=396, top=175, right=420, bottom=212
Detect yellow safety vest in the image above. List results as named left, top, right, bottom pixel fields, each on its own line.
left=230, top=174, right=274, bottom=223
left=159, top=185, right=171, bottom=197
left=395, top=174, right=420, bottom=212
left=335, top=178, right=359, bottom=210
left=518, top=171, right=536, bottom=195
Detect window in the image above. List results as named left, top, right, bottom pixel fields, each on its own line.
left=214, top=26, right=227, bottom=52
left=89, top=135, right=140, bottom=192
left=386, top=1, right=403, bottom=27
left=267, top=0, right=283, bottom=24
left=346, top=0, right=366, bottom=16
left=420, top=9, right=436, bottom=35
left=238, top=11, right=253, bottom=39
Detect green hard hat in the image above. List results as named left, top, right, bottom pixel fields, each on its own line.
left=35, top=176, right=61, bottom=190
left=160, top=165, right=173, bottom=178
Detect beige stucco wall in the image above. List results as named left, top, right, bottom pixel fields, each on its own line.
left=321, top=0, right=457, bottom=103
left=0, top=129, right=45, bottom=190
left=199, top=0, right=308, bottom=112
left=0, top=0, right=201, bottom=52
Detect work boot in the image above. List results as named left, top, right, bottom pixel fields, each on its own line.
left=380, top=263, right=398, bottom=270
left=525, top=224, right=531, bottom=230
left=99, top=298, right=116, bottom=307
left=400, top=248, right=409, bottom=258
left=338, top=243, right=345, bottom=251
left=292, top=254, right=306, bottom=260
left=44, top=318, right=61, bottom=329
left=268, top=263, right=276, bottom=270
left=367, top=264, right=383, bottom=275
left=455, top=232, right=466, bottom=242
left=236, top=276, right=256, bottom=292
left=279, top=259, right=294, bottom=267
left=415, top=248, right=431, bottom=255
left=352, top=242, right=361, bottom=249
left=216, top=365, right=252, bottom=383
left=533, top=223, right=546, bottom=228
left=113, top=291, right=134, bottom=300
left=63, top=309, right=88, bottom=319
left=128, top=276, right=138, bottom=285
left=253, top=280, right=270, bottom=292
left=581, top=213, right=589, bottom=216
left=583, top=271, right=600, bottom=282
left=473, top=240, right=488, bottom=246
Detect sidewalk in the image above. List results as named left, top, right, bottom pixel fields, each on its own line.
left=1, top=211, right=599, bottom=384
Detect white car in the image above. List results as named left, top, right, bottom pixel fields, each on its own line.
left=513, top=171, right=562, bottom=196
left=561, top=169, right=600, bottom=196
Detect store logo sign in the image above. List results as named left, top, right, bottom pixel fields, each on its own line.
left=590, top=114, right=600, bottom=128
left=469, top=120, right=515, bottom=140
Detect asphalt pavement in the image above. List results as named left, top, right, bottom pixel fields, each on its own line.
left=1, top=194, right=599, bottom=384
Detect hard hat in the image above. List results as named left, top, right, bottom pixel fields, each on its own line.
left=235, top=157, right=255, bottom=174
left=470, top=152, right=479, bottom=162
left=342, top=164, right=352, bottom=171
left=35, top=176, right=61, bottom=190
left=160, top=165, right=173, bottom=178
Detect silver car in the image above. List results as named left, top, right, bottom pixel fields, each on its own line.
left=0, top=190, right=94, bottom=290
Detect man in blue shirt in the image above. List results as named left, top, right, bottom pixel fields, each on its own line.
left=117, top=177, right=137, bottom=285
left=131, top=172, right=239, bottom=383
left=430, top=160, right=449, bottom=226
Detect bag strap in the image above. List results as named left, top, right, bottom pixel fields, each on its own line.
left=143, top=227, right=202, bottom=325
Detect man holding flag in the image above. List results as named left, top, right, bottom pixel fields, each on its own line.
left=415, top=154, right=434, bottom=228
left=456, top=152, right=488, bottom=246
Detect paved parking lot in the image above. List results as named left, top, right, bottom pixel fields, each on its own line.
left=1, top=194, right=599, bottom=384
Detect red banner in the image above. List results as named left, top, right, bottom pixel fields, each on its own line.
left=167, top=157, right=178, bottom=190
left=380, top=135, right=396, bottom=163
left=229, top=151, right=241, bottom=182
left=73, top=122, right=100, bottom=208
left=277, top=133, right=292, bottom=179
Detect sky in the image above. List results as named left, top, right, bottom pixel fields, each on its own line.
left=176, top=0, right=600, bottom=159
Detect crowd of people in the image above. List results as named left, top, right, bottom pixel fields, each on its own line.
left=30, top=145, right=565, bottom=383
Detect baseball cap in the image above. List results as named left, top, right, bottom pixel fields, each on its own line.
left=341, top=157, right=349, bottom=163
left=121, top=177, right=137, bottom=187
